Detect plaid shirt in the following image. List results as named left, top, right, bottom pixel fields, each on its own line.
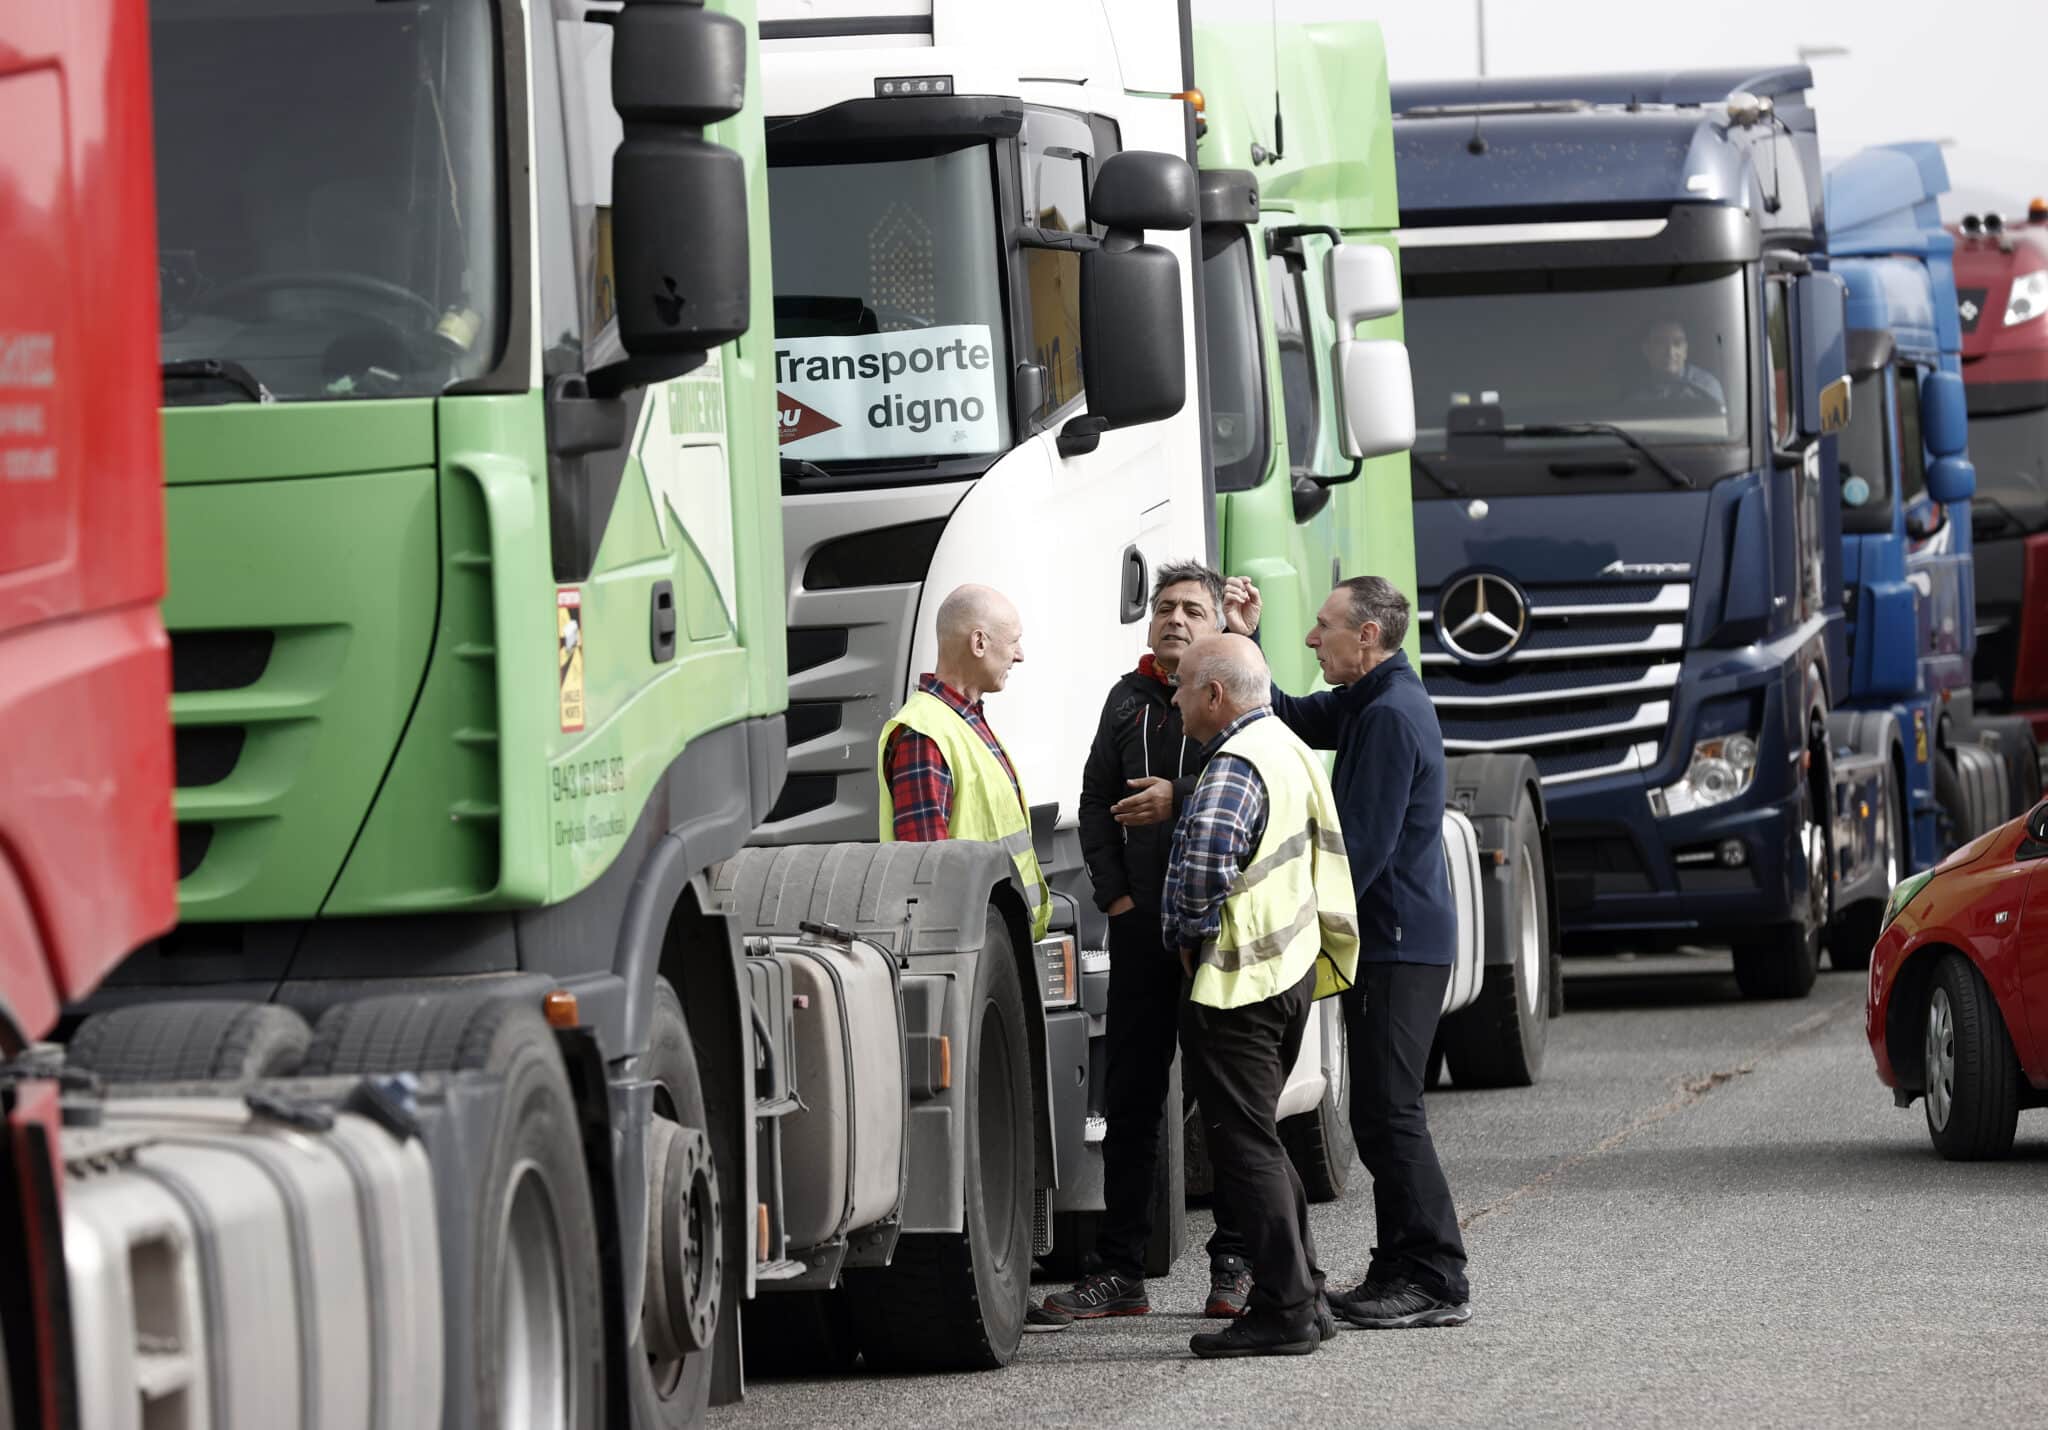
left=1162, top=708, right=1271, bottom=955
left=883, top=674, right=1024, bottom=841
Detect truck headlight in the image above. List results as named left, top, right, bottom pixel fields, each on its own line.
left=1035, top=934, right=1079, bottom=1009
left=1649, top=733, right=1759, bottom=817
left=2004, top=270, right=2048, bottom=327
left=1880, top=868, right=1935, bottom=935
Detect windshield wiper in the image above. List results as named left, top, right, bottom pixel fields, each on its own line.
left=1410, top=451, right=1462, bottom=497
left=1509, top=423, right=1694, bottom=490
left=781, top=457, right=834, bottom=483
left=162, top=358, right=274, bottom=405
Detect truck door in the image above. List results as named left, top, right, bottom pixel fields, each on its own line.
left=1900, top=364, right=1972, bottom=694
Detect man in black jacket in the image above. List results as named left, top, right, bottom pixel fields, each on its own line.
left=1226, top=573, right=1473, bottom=1330
left=1037, top=560, right=1251, bottom=1325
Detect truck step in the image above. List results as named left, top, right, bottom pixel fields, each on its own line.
left=755, top=1258, right=809, bottom=1282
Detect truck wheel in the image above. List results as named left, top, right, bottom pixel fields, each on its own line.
left=849, top=916, right=1031, bottom=1370
left=66, top=1000, right=311, bottom=1083
left=1933, top=750, right=1971, bottom=853
left=1731, top=774, right=1826, bottom=1000
left=1281, top=999, right=1353, bottom=1201
left=1440, top=800, right=1551, bottom=1087
left=1181, top=1098, right=1213, bottom=1200
left=742, top=1291, right=859, bottom=1378
left=1923, top=953, right=2021, bottom=1161
left=1827, top=777, right=1904, bottom=973
left=1978, top=715, right=2043, bottom=820
left=305, top=994, right=607, bottom=1428
left=640, top=980, right=722, bottom=1425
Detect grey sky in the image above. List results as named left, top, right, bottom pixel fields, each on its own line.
left=1192, top=0, right=2048, bottom=222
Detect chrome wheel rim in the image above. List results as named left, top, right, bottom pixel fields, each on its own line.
left=1516, top=845, right=1542, bottom=1018
left=1925, top=987, right=1956, bottom=1131
left=1327, top=1000, right=1347, bottom=1107
left=499, top=1163, right=571, bottom=1430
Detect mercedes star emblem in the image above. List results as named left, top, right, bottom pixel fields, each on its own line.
left=1436, top=571, right=1529, bottom=664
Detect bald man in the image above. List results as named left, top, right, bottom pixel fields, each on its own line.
left=1166, top=634, right=1357, bottom=1358
left=878, top=583, right=1051, bottom=937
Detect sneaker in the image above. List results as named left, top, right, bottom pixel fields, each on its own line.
left=1024, top=1301, right=1073, bottom=1333
left=1204, top=1256, right=1253, bottom=1319
left=1042, top=1271, right=1149, bottom=1320
left=1331, top=1280, right=1473, bottom=1330
left=1189, top=1313, right=1318, bottom=1359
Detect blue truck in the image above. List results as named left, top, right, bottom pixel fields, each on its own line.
left=1389, top=68, right=1869, bottom=998
left=1823, top=142, right=2042, bottom=960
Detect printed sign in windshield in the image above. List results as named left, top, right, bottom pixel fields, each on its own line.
left=776, top=324, right=1000, bottom=461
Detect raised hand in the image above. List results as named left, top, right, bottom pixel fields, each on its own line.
left=1222, top=576, right=1262, bottom=637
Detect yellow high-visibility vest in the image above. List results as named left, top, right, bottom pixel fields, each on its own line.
left=1190, top=713, right=1360, bottom=1011
left=877, top=689, right=1052, bottom=940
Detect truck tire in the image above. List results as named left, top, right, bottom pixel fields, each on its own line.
left=741, top=1291, right=859, bottom=1378
left=1933, top=749, right=1971, bottom=853
left=1828, top=776, right=1905, bottom=973
left=305, top=994, right=607, bottom=1428
left=1439, top=800, right=1551, bottom=1087
left=67, top=1000, right=311, bottom=1083
left=1732, top=769, right=1826, bottom=1000
left=1923, top=953, right=2021, bottom=1161
left=640, top=979, right=722, bottom=1426
left=1977, top=715, right=2043, bottom=821
left=848, top=918, right=1031, bottom=1370
left=1280, top=999, right=1352, bottom=1201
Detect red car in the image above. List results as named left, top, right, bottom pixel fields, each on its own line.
left=1867, top=798, right=2048, bottom=1158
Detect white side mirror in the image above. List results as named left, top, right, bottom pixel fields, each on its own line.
left=1324, top=243, right=1413, bottom=460
left=1325, top=243, right=1401, bottom=327
left=1338, top=339, right=1417, bottom=459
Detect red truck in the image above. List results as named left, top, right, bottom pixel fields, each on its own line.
left=1952, top=201, right=2048, bottom=747
left=1, top=1, right=178, bottom=1423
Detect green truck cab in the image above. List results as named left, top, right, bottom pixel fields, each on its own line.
left=92, top=0, right=780, bottom=1418
left=1193, top=21, right=1560, bottom=1090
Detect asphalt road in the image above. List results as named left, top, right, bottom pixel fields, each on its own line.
left=715, top=952, right=2048, bottom=1428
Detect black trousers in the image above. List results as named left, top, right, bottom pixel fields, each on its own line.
left=1344, top=960, right=1469, bottom=1301
left=1095, top=908, right=1243, bottom=1278
left=1181, top=965, right=1322, bottom=1324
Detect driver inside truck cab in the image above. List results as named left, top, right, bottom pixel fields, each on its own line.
left=1632, top=316, right=1726, bottom=409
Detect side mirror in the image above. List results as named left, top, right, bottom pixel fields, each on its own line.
left=1795, top=271, right=1850, bottom=437
left=2028, top=801, right=2048, bottom=849
left=1091, top=151, right=1196, bottom=234
left=1921, top=369, right=1970, bottom=457
left=1906, top=503, right=1947, bottom=541
left=1325, top=244, right=1401, bottom=326
left=1325, top=245, right=1414, bottom=461
left=598, top=1, right=750, bottom=393
left=1926, top=454, right=1976, bottom=505
left=1064, top=152, right=1196, bottom=453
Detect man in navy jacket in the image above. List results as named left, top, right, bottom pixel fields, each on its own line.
left=1226, top=573, right=1472, bottom=1329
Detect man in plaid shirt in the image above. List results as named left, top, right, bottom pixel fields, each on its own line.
left=882, top=584, right=1026, bottom=839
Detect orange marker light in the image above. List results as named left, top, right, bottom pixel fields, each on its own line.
left=936, top=1034, right=953, bottom=1092
left=542, top=989, right=580, bottom=1029
left=758, top=1203, right=770, bottom=1261
left=1173, top=88, right=1206, bottom=114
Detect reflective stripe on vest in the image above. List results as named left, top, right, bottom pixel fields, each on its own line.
left=877, top=689, right=1052, bottom=939
left=1192, top=713, right=1361, bottom=1011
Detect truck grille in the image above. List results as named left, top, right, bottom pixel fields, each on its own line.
left=1421, top=581, right=1689, bottom=785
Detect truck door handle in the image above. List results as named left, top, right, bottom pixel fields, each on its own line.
left=1120, top=545, right=1148, bottom=625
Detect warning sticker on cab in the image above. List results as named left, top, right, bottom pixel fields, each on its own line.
left=558, top=588, right=585, bottom=733
left=775, top=323, right=999, bottom=462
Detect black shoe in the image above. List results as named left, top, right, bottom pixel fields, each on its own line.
left=1332, top=1280, right=1473, bottom=1330
left=1043, top=1271, right=1149, bottom=1319
left=1190, top=1313, right=1318, bottom=1359
left=1024, top=1302, right=1073, bottom=1333
left=1204, top=1256, right=1253, bottom=1318
left=1314, top=1294, right=1337, bottom=1343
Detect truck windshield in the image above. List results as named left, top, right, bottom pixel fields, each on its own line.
left=1838, top=369, right=1893, bottom=533
left=1405, top=265, right=1751, bottom=492
left=151, top=0, right=501, bottom=404
left=768, top=146, right=1012, bottom=474
left=1965, top=405, right=2048, bottom=534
